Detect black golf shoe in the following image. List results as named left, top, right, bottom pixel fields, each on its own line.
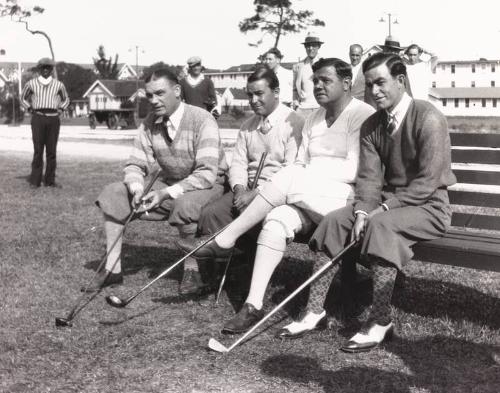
left=178, top=269, right=209, bottom=296
left=175, top=236, right=234, bottom=260
left=222, top=303, right=264, bottom=334
left=81, top=270, right=123, bottom=293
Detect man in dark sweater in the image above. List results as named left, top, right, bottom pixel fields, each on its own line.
left=302, top=52, right=456, bottom=352
left=180, top=56, right=219, bottom=118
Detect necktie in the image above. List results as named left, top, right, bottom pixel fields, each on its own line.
left=162, top=117, right=173, bottom=142
left=386, top=113, right=397, bottom=135
left=259, top=118, right=272, bottom=134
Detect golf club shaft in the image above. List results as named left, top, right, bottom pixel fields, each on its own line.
left=215, top=151, right=268, bottom=303
left=122, top=223, right=231, bottom=305
left=226, top=240, right=357, bottom=352
left=62, top=169, right=162, bottom=320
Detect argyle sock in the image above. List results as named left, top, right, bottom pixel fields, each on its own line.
left=369, top=258, right=397, bottom=325
left=307, top=253, right=341, bottom=314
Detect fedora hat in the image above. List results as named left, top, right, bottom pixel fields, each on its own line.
left=381, top=36, right=403, bottom=51
left=38, top=57, right=55, bottom=67
left=302, top=34, right=323, bottom=46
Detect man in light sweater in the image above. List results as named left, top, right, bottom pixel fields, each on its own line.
left=293, top=34, right=322, bottom=117
left=304, top=52, right=456, bottom=352
left=178, top=66, right=304, bottom=295
left=264, top=48, right=293, bottom=107
left=85, top=66, right=228, bottom=292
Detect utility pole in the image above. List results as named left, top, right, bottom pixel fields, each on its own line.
left=379, top=13, right=399, bottom=37
left=130, top=45, right=144, bottom=122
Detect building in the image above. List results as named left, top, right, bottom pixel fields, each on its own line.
left=429, top=59, right=500, bottom=116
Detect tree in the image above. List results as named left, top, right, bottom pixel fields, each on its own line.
left=239, top=0, right=325, bottom=49
left=0, top=1, right=57, bottom=78
left=56, top=62, right=97, bottom=101
left=93, top=45, right=119, bottom=80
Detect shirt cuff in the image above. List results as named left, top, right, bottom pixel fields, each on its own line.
left=128, top=182, right=144, bottom=195
left=354, top=210, right=368, bottom=216
left=384, top=198, right=402, bottom=210
left=166, top=184, right=184, bottom=199
left=381, top=203, right=389, bottom=211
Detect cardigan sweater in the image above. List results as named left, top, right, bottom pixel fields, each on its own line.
left=354, top=99, right=456, bottom=213
left=124, top=104, right=227, bottom=193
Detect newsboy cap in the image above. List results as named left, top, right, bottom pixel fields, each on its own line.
left=38, top=57, right=55, bottom=67
left=187, top=56, right=202, bottom=66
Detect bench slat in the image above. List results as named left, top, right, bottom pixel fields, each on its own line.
left=449, top=190, right=500, bottom=208
left=451, top=212, right=500, bottom=230
left=452, top=149, right=500, bottom=165
left=454, top=169, right=500, bottom=185
left=413, top=229, right=500, bottom=271
left=450, top=133, right=500, bottom=148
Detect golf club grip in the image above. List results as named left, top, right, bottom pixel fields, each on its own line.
left=142, top=168, right=162, bottom=195
left=250, top=152, right=268, bottom=190
left=227, top=240, right=357, bottom=351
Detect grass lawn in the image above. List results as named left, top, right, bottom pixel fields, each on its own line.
left=0, top=153, right=499, bottom=393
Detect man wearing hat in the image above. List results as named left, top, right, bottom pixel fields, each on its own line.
left=21, top=57, right=69, bottom=188
left=292, top=33, right=322, bottom=117
left=180, top=56, right=219, bottom=119
left=381, top=35, right=404, bottom=55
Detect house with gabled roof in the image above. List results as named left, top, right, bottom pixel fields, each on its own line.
left=82, top=79, right=145, bottom=111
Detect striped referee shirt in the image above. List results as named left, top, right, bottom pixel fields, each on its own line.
left=21, top=77, right=70, bottom=111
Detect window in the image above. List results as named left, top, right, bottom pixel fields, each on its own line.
left=442, top=99, right=447, bottom=107
left=471, top=81, right=475, bottom=87
left=432, top=81, right=436, bottom=88
left=441, top=64, right=446, bottom=71
left=451, top=81, right=455, bottom=87
left=451, top=64, right=455, bottom=74
left=493, top=99, right=497, bottom=108
left=454, top=98, right=459, bottom=107
left=492, top=65, right=496, bottom=73
left=465, top=98, right=469, bottom=108
left=482, top=99, right=486, bottom=107
left=472, top=64, right=476, bottom=73
left=482, top=63, right=486, bottom=70
left=103, top=97, right=107, bottom=103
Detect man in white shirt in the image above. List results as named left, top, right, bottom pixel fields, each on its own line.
left=264, top=47, right=293, bottom=107
left=349, top=44, right=365, bottom=101
left=404, top=44, right=438, bottom=101
left=293, top=34, right=323, bottom=117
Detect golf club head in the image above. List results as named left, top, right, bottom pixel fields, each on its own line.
left=55, top=317, right=73, bottom=328
left=208, top=338, right=229, bottom=353
left=105, top=295, right=127, bottom=308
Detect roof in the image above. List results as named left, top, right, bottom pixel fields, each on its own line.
left=83, top=79, right=145, bottom=98
left=229, top=88, right=248, bottom=100
left=215, top=88, right=226, bottom=94
left=438, top=59, right=500, bottom=65
left=224, top=64, right=258, bottom=73
left=429, top=87, right=500, bottom=99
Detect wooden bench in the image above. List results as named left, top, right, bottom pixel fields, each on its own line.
left=413, top=132, right=500, bottom=272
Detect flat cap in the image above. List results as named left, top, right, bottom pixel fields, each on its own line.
left=187, top=56, right=202, bottom=66
left=38, top=57, right=55, bottom=67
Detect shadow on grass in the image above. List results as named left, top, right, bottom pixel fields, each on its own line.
left=99, top=305, right=163, bottom=326
left=261, top=336, right=499, bottom=393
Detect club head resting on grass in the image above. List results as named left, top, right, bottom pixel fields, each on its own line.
left=105, top=295, right=127, bottom=308
left=55, top=317, right=73, bottom=328
left=208, top=338, right=229, bottom=353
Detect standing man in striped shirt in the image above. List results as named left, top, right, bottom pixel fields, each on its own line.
left=21, top=57, right=69, bottom=188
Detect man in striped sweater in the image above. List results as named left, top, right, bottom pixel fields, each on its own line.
left=21, top=57, right=69, bottom=188
left=85, top=67, right=228, bottom=292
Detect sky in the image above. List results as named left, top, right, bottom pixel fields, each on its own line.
left=1, top=0, right=500, bottom=69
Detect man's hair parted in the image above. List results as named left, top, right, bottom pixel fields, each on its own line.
left=312, top=57, right=353, bottom=80
left=144, top=66, right=179, bottom=85
left=266, top=47, right=283, bottom=59
left=362, top=52, right=407, bottom=78
left=247, top=65, right=279, bottom=90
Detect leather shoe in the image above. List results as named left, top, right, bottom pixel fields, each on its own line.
left=178, top=269, right=208, bottom=296
left=222, top=303, right=264, bottom=334
left=276, top=310, right=327, bottom=339
left=81, top=270, right=123, bottom=293
left=175, top=236, right=234, bottom=260
left=340, top=320, right=394, bottom=353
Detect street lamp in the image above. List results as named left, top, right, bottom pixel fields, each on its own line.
left=379, top=13, right=399, bottom=37
left=129, top=45, right=144, bottom=120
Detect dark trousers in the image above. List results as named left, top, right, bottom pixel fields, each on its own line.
left=30, top=113, right=60, bottom=186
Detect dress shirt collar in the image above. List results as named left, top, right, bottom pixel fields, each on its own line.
left=258, top=103, right=287, bottom=134
left=154, top=101, right=185, bottom=131
left=386, top=92, right=412, bottom=131
left=38, top=75, right=53, bottom=85
left=186, top=73, right=205, bottom=87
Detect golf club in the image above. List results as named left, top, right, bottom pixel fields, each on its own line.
left=105, top=223, right=231, bottom=308
left=215, top=151, right=268, bottom=304
left=208, top=240, right=357, bottom=353
left=55, top=169, right=162, bottom=327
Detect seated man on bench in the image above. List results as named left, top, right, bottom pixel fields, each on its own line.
left=85, top=66, right=228, bottom=292
left=178, top=66, right=304, bottom=295
left=177, top=58, right=374, bottom=333
left=303, top=52, right=456, bottom=352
